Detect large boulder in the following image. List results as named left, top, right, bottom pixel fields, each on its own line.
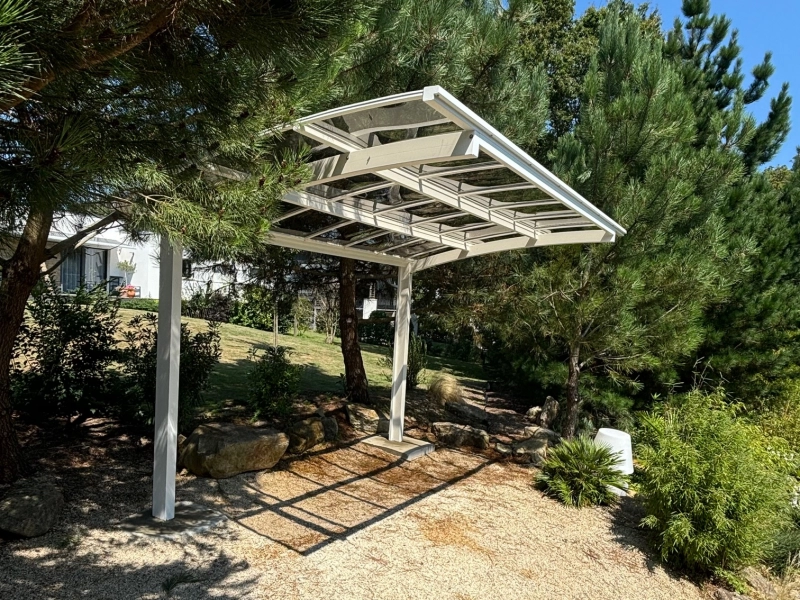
left=0, top=479, right=64, bottom=538
left=288, top=418, right=326, bottom=454
left=432, top=422, right=490, bottom=449
left=538, top=396, right=559, bottom=429
left=512, top=426, right=560, bottom=466
left=444, top=400, right=489, bottom=427
left=346, top=404, right=389, bottom=435
left=181, top=423, right=288, bottom=479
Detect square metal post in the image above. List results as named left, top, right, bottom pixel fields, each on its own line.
left=388, top=264, right=412, bottom=442
left=152, top=236, right=182, bottom=521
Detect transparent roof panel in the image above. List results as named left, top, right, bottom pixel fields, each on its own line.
left=266, top=87, right=625, bottom=271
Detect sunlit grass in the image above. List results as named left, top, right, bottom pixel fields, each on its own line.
left=117, top=308, right=485, bottom=417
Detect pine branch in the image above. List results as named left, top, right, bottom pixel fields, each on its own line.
left=0, top=0, right=186, bottom=113
left=44, top=211, right=124, bottom=261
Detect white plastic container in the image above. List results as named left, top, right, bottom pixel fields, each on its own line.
left=594, top=428, right=634, bottom=475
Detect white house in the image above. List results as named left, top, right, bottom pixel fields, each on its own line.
left=48, top=215, right=232, bottom=298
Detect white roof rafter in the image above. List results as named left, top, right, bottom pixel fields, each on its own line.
left=268, top=86, right=625, bottom=271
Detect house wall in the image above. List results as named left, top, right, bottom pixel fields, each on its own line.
left=49, top=214, right=236, bottom=299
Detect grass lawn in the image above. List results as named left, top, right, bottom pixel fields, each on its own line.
left=117, top=308, right=486, bottom=417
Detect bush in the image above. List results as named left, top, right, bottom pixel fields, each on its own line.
left=359, top=311, right=393, bottom=346
left=230, top=285, right=273, bottom=331
left=119, top=298, right=159, bottom=312
left=636, top=391, right=793, bottom=574
left=182, top=288, right=237, bottom=322
left=536, top=436, right=628, bottom=508
left=11, top=282, right=120, bottom=422
left=378, top=332, right=428, bottom=389
left=247, top=346, right=302, bottom=418
left=120, top=313, right=221, bottom=432
left=428, top=373, right=463, bottom=406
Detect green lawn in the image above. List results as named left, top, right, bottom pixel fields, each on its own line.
left=117, top=308, right=485, bottom=416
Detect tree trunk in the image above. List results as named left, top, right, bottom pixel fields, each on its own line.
left=0, top=205, right=54, bottom=483
left=339, top=258, right=369, bottom=404
left=273, top=300, right=279, bottom=348
left=561, top=345, right=581, bottom=439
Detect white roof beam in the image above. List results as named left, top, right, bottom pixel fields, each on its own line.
left=345, top=230, right=391, bottom=247
left=282, top=189, right=469, bottom=250
left=307, top=130, right=479, bottom=186
left=459, top=182, right=538, bottom=197
left=372, top=198, right=432, bottom=214
left=306, top=219, right=354, bottom=239
left=272, top=206, right=310, bottom=224
left=269, top=229, right=412, bottom=267
left=412, top=230, right=615, bottom=271
left=417, top=161, right=503, bottom=180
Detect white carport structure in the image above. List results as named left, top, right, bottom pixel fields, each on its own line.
left=151, top=86, right=626, bottom=520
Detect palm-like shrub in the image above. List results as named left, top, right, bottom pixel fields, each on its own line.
left=636, top=391, right=793, bottom=574
left=536, top=436, right=628, bottom=508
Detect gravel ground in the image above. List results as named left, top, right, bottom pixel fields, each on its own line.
left=0, top=424, right=704, bottom=600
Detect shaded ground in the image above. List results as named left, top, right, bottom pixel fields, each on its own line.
left=0, top=420, right=703, bottom=600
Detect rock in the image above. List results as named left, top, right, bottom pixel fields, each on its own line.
left=445, top=400, right=488, bottom=426
left=0, top=479, right=64, bottom=538
left=288, top=418, right=326, bottom=454
left=176, top=434, right=188, bottom=469
left=538, top=396, right=559, bottom=429
left=346, top=403, right=389, bottom=435
left=513, top=426, right=560, bottom=466
left=714, top=588, right=751, bottom=600
left=525, top=406, right=543, bottom=422
left=742, top=567, right=777, bottom=600
left=432, top=422, right=490, bottom=449
left=182, top=423, right=289, bottom=479
left=321, top=416, right=338, bottom=441
left=495, top=442, right=513, bottom=456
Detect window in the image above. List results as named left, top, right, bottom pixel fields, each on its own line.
left=60, top=247, right=108, bottom=293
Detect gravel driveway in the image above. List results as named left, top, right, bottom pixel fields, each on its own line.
left=0, top=437, right=703, bottom=600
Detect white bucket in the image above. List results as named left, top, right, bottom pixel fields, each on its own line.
left=594, top=428, right=634, bottom=475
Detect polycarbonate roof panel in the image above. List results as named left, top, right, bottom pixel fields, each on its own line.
left=267, top=86, right=625, bottom=272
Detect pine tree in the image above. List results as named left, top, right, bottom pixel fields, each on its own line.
left=437, top=7, right=749, bottom=438
left=0, top=0, right=365, bottom=482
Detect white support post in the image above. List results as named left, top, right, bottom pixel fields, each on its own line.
left=152, top=236, right=182, bottom=521
left=389, top=264, right=412, bottom=442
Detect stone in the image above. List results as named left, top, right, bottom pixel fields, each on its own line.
left=432, top=422, right=490, bottom=449
left=176, top=434, right=188, bottom=469
left=539, top=396, right=559, bottom=429
left=346, top=403, right=389, bottom=435
left=495, top=442, right=513, bottom=456
left=713, top=588, right=751, bottom=600
left=445, top=400, right=489, bottom=426
left=288, top=417, right=326, bottom=454
left=525, top=406, right=542, bottom=422
left=0, top=479, right=64, bottom=538
left=741, top=567, right=777, bottom=600
left=512, top=426, right=560, bottom=466
left=181, top=423, right=288, bottom=479
left=321, top=416, right=338, bottom=441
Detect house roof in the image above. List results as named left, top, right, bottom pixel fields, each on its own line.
left=268, top=86, right=625, bottom=271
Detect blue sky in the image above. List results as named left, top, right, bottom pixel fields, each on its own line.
left=575, top=0, right=800, bottom=167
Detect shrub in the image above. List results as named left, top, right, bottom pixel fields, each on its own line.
left=230, top=285, right=273, bottom=330
left=182, top=288, right=237, bottom=322
left=428, top=373, right=463, bottom=406
left=536, top=436, right=628, bottom=508
left=247, top=346, right=302, bottom=418
left=636, top=391, right=793, bottom=574
left=119, top=298, right=159, bottom=312
left=120, top=313, right=221, bottom=432
left=378, top=332, right=428, bottom=389
left=11, top=282, right=120, bottom=423
left=359, top=311, right=393, bottom=346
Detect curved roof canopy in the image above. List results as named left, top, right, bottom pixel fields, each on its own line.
left=269, top=86, right=625, bottom=271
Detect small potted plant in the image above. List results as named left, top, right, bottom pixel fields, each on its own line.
left=124, top=285, right=136, bottom=298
